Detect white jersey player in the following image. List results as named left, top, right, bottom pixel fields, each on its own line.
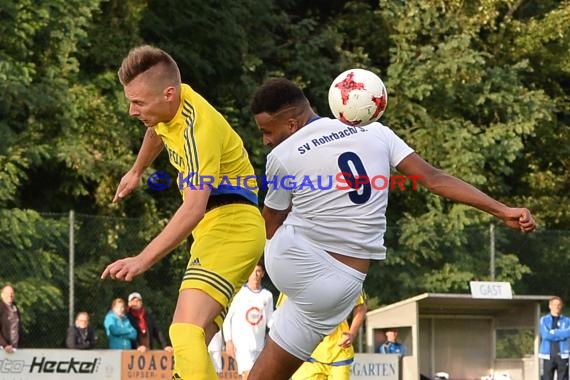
left=223, top=263, right=274, bottom=380
left=207, top=330, right=223, bottom=374
left=247, top=78, right=537, bottom=380
left=262, top=118, right=412, bottom=363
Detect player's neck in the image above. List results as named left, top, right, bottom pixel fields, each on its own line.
left=300, top=111, right=319, bottom=128
left=164, top=89, right=183, bottom=123
left=246, top=283, right=262, bottom=292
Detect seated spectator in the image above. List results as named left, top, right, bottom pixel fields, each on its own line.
left=126, top=292, right=172, bottom=352
left=104, top=298, right=137, bottom=349
left=66, top=311, right=96, bottom=349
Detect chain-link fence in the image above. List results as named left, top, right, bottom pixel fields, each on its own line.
left=0, top=211, right=568, bottom=349
left=0, top=211, right=182, bottom=349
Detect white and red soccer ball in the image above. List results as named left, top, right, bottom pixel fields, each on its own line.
left=328, top=68, right=388, bottom=127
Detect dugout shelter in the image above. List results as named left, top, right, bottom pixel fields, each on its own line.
left=365, top=292, right=551, bottom=380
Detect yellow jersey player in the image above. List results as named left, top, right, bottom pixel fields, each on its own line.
left=101, top=45, right=265, bottom=380
left=275, top=293, right=367, bottom=380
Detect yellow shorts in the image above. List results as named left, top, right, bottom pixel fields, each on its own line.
left=292, top=360, right=351, bottom=380
left=180, top=203, right=265, bottom=328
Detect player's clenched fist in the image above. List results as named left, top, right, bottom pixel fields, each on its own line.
left=500, top=207, right=536, bottom=233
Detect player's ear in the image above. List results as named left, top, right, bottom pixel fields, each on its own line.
left=164, top=86, right=176, bottom=101
left=287, top=118, right=300, bottom=132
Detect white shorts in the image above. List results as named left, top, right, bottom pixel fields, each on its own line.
left=235, top=348, right=262, bottom=374
left=265, top=224, right=366, bottom=360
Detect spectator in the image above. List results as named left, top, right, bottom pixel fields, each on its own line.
left=104, top=298, right=137, bottom=349
left=126, top=292, right=172, bottom=352
left=377, top=328, right=407, bottom=356
left=223, top=263, right=274, bottom=380
left=539, top=296, right=570, bottom=380
left=0, top=284, right=22, bottom=353
left=373, top=329, right=385, bottom=353
left=208, top=330, right=224, bottom=375
left=66, top=311, right=96, bottom=349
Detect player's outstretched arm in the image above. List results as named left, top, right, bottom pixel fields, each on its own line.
left=102, top=187, right=210, bottom=281
left=396, top=153, right=536, bottom=232
left=113, top=128, right=164, bottom=203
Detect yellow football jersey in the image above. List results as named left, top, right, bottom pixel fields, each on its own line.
left=153, top=84, right=258, bottom=204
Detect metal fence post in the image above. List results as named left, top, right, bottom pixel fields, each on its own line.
left=69, top=210, right=75, bottom=328
left=490, top=223, right=495, bottom=281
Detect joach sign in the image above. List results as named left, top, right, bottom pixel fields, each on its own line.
left=121, top=350, right=173, bottom=379
left=121, top=350, right=240, bottom=379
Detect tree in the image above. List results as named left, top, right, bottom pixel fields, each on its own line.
left=0, top=0, right=173, bottom=346
left=1, top=0, right=568, bottom=346
left=339, top=0, right=557, bottom=302
left=0, top=0, right=103, bottom=344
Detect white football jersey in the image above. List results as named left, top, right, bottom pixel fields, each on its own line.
left=222, top=285, right=274, bottom=351
left=264, top=117, right=414, bottom=260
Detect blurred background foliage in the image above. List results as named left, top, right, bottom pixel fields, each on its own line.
left=0, top=0, right=568, bottom=347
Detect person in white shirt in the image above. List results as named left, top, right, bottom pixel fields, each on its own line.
left=246, top=77, right=537, bottom=380
left=207, top=330, right=224, bottom=374
left=223, top=263, right=274, bottom=380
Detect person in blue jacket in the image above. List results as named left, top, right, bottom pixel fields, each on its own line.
left=104, top=298, right=137, bottom=349
left=539, top=296, right=570, bottom=380
left=377, top=327, right=407, bottom=356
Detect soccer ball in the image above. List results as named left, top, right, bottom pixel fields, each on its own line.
left=328, top=68, right=388, bottom=126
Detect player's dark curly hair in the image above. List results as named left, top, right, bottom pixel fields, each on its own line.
left=250, top=78, right=308, bottom=114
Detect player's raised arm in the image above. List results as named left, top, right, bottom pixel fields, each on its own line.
left=113, top=118, right=164, bottom=203
left=396, top=152, right=536, bottom=232
left=102, top=186, right=210, bottom=281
